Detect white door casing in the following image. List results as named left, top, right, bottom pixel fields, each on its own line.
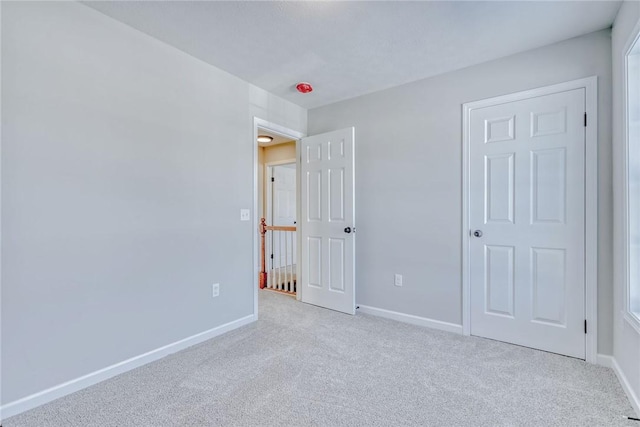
left=467, top=86, right=589, bottom=359
left=463, top=78, right=598, bottom=363
left=300, top=128, right=356, bottom=315
left=253, top=118, right=305, bottom=313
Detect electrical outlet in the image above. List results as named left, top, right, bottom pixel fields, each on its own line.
left=240, top=209, right=250, bottom=221
left=394, top=274, right=403, bottom=287
left=212, top=283, right=220, bottom=298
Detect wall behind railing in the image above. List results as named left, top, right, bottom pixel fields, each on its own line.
left=258, top=142, right=296, bottom=218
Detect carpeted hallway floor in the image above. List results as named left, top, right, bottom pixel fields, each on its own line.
left=5, top=290, right=637, bottom=426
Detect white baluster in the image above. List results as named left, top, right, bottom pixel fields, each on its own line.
left=283, top=231, right=287, bottom=291
left=278, top=231, right=283, bottom=290
left=289, top=231, right=294, bottom=292
left=268, top=231, right=273, bottom=289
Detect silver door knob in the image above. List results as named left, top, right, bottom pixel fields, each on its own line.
left=473, top=230, right=483, bottom=237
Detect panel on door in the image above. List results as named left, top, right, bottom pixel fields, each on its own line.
left=469, top=88, right=585, bottom=359
left=300, top=128, right=355, bottom=315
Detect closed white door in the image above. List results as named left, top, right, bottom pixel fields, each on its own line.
left=272, top=164, right=296, bottom=266
left=273, top=164, right=297, bottom=227
left=300, top=128, right=355, bottom=314
left=469, top=88, right=585, bottom=359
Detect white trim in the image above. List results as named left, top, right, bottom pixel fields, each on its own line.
left=253, top=118, right=305, bottom=310
left=610, top=356, right=640, bottom=417
left=0, top=2, right=4, bottom=423
left=0, top=314, right=256, bottom=419
left=623, top=311, right=640, bottom=335
left=462, top=76, right=599, bottom=363
left=295, top=135, right=302, bottom=302
left=265, top=159, right=296, bottom=166
left=584, top=76, right=599, bottom=364
left=583, top=355, right=640, bottom=414
left=266, top=165, right=272, bottom=226
left=596, top=353, right=614, bottom=369
left=622, top=19, right=640, bottom=333
left=596, top=353, right=640, bottom=415
left=462, top=99, right=471, bottom=337
left=358, top=305, right=463, bottom=335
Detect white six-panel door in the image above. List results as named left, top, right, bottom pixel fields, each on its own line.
left=300, top=128, right=355, bottom=314
left=469, top=88, right=586, bottom=359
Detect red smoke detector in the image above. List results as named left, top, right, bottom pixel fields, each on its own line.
left=296, top=82, right=313, bottom=94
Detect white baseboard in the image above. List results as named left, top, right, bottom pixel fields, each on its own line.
left=611, top=357, right=640, bottom=417
left=0, top=314, right=257, bottom=420
left=596, top=353, right=614, bottom=368
left=357, top=305, right=463, bottom=335
left=597, top=354, right=640, bottom=417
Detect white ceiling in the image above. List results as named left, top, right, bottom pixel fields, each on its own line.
left=85, top=1, right=621, bottom=110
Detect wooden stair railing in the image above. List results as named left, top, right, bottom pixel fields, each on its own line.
left=259, top=218, right=267, bottom=289
left=259, top=217, right=297, bottom=293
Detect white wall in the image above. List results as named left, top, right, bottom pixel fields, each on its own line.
left=1, top=1, right=306, bottom=407
left=309, top=30, right=613, bottom=354
left=612, top=0, right=640, bottom=415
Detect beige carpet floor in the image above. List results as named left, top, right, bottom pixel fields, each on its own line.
left=5, top=290, right=637, bottom=426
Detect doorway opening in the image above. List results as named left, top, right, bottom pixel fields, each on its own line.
left=252, top=118, right=357, bottom=317
left=257, top=127, right=298, bottom=297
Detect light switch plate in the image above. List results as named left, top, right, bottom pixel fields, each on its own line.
left=240, top=209, right=250, bottom=221
left=212, top=283, right=220, bottom=298
left=394, top=274, right=403, bottom=287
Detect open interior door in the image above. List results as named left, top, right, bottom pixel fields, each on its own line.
left=300, top=128, right=355, bottom=314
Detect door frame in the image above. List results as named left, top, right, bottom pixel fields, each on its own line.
left=253, top=117, right=305, bottom=318
left=461, top=76, right=598, bottom=363
left=265, top=161, right=297, bottom=276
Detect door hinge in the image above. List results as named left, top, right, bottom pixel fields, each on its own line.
left=584, top=319, right=587, bottom=334
left=271, top=177, right=275, bottom=182
left=584, top=113, right=587, bottom=127
left=270, top=254, right=273, bottom=259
